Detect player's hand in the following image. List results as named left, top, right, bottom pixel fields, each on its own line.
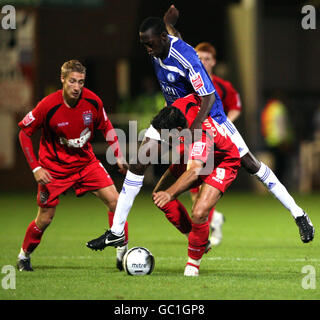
left=163, top=4, right=179, bottom=26
left=117, top=156, right=129, bottom=176
left=33, top=168, right=52, bottom=185
left=152, top=191, right=173, bottom=208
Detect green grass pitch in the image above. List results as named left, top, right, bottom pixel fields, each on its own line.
left=0, top=190, right=319, bottom=300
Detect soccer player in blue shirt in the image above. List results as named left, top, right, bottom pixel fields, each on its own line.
left=87, top=14, right=314, bottom=252
left=160, top=5, right=314, bottom=244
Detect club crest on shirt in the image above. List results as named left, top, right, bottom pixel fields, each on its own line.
left=82, top=112, right=93, bottom=126
left=167, top=73, right=176, bottom=82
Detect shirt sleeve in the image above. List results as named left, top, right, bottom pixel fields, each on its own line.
left=188, top=129, right=215, bottom=164
left=96, top=103, right=123, bottom=158
left=19, top=130, right=40, bottom=171
left=188, top=140, right=209, bottom=163
left=181, top=45, right=216, bottom=97
left=18, top=100, right=46, bottom=136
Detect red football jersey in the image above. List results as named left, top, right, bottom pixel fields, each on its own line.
left=171, top=94, right=240, bottom=166
left=212, top=75, right=242, bottom=114
left=19, top=87, right=119, bottom=175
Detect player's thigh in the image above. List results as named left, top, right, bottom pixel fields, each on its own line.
left=189, top=186, right=201, bottom=203
left=35, top=206, right=56, bottom=230
left=92, top=184, right=119, bottom=212
left=191, top=183, right=222, bottom=223
left=37, top=175, right=73, bottom=208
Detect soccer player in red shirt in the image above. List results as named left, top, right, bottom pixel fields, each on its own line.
left=191, top=42, right=243, bottom=246
left=17, top=60, right=128, bottom=271
left=151, top=94, right=241, bottom=276
left=164, top=6, right=242, bottom=246
left=195, top=42, right=242, bottom=122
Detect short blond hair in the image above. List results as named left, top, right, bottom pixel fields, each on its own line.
left=195, top=42, right=216, bottom=59
left=61, top=60, right=86, bottom=79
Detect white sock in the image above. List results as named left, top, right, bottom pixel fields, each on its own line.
left=187, top=257, right=201, bottom=267
left=111, top=170, right=144, bottom=235
left=18, top=248, right=30, bottom=260
left=255, top=162, right=304, bottom=218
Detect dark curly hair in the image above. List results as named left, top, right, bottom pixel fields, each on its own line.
left=151, top=106, right=187, bottom=130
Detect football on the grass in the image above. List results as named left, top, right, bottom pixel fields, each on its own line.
left=122, top=247, right=155, bottom=276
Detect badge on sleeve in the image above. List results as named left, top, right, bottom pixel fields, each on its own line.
left=191, top=73, right=204, bottom=91
left=22, top=111, right=35, bottom=126
left=191, top=141, right=206, bottom=156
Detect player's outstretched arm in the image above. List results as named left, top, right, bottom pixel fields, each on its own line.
left=163, top=5, right=182, bottom=39
left=190, top=93, right=216, bottom=131
left=153, top=160, right=203, bottom=207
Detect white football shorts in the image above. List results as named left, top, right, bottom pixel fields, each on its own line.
left=220, top=118, right=249, bottom=158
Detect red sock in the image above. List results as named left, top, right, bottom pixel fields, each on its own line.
left=22, top=220, right=44, bottom=254
left=188, top=221, right=209, bottom=260
left=108, top=211, right=128, bottom=245
left=159, top=199, right=192, bottom=234
left=208, top=207, right=215, bottom=225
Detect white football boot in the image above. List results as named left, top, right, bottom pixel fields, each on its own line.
left=116, top=244, right=128, bottom=271
left=210, top=210, right=225, bottom=246
left=184, top=264, right=199, bottom=277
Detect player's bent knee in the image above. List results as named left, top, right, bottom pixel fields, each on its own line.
left=191, top=206, right=209, bottom=224
left=36, top=207, right=55, bottom=230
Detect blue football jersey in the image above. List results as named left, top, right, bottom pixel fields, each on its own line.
left=152, top=35, right=227, bottom=124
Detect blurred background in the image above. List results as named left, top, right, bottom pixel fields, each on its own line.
left=0, top=0, right=319, bottom=193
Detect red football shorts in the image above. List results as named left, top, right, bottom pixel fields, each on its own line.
left=37, top=160, right=114, bottom=208
left=169, top=162, right=239, bottom=194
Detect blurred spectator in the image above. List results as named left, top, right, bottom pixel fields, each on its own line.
left=261, top=95, right=294, bottom=181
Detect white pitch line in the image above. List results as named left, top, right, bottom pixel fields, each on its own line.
left=206, top=257, right=320, bottom=263
left=35, top=255, right=320, bottom=263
